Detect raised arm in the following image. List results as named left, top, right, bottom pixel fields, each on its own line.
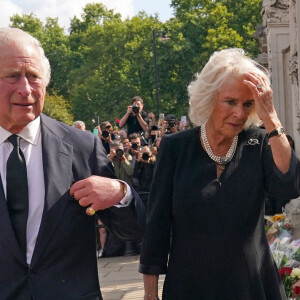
left=244, top=73, right=291, bottom=174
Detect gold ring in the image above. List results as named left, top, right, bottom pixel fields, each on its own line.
left=257, top=83, right=262, bottom=89
left=87, top=207, right=96, bottom=216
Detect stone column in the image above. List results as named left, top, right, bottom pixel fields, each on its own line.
left=262, top=0, right=300, bottom=236
left=262, top=0, right=300, bottom=157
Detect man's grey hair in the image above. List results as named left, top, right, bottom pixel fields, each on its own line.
left=73, top=120, right=86, bottom=128
left=0, top=27, right=51, bottom=86
left=111, top=141, right=123, bottom=149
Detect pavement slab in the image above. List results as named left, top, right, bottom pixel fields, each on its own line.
left=98, top=255, right=165, bottom=300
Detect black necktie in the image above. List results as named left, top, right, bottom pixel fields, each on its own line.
left=6, top=135, right=28, bottom=255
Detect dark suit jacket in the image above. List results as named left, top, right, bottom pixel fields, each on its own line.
left=0, top=114, right=145, bottom=300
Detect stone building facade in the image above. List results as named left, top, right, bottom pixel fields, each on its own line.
left=262, top=0, right=300, bottom=237
left=262, top=0, right=300, bottom=157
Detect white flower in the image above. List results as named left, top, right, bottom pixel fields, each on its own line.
left=291, top=268, right=300, bottom=278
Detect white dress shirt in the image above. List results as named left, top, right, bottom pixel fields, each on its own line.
left=0, top=117, right=132, bottom=265
left=0, top=117, right=44, bottom=265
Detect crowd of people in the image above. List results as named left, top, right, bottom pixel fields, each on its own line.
left=73, top=96, right=192, bottom=257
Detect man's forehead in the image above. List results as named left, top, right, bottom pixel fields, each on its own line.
left=0, top=43, right=42, bottom=70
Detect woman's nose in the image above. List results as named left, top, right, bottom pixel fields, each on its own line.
left=233, top=105, right=245, bottom=119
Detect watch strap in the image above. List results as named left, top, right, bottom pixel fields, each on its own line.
left=267, top=127, right=284, bottom=139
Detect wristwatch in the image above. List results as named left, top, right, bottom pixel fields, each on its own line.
left=267, top=126, right=285, bottom=139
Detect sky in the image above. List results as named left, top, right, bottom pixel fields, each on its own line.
left=0, top=0, right=174, bottom=31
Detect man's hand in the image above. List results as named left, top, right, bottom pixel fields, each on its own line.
left=126, top=105, right=132, bottom=115
left=70, top=176, right=124, bottom=214
left=109, top=149, right=116, bottom=161
left=137, top=152, right=143, bottom=162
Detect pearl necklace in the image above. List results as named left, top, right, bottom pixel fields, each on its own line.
left=200, top=120, right=238, bottom=168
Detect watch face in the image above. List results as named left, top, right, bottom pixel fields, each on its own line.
left=278, top=127, right=284, bottom=135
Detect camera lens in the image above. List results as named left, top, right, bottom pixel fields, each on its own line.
left=102, top=130, right=109, bottom=138
left=132, top=142, right=138, bottom=150
left=168, top=120, right=176, bottom=128
left=132, top=105, right=140, bottom=114
left=116, top=149, right=124, bottom=157
left=142, top=153, right=150, bottom=161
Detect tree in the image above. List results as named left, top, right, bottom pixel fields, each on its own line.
left=9, top=1, right=263, bottom=124
left=43, top=92, right=74, bottom=125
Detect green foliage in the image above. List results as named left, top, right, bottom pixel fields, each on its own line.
left=43, top=92, right=74, bottom=125
left=9, top=0, right=262, bottom=124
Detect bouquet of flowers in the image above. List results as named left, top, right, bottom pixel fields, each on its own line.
left=279, top=267, right=300, bottom=298
left=265, top=213, right=293, bottom=241
left=265, top=213, right=300, bottom=298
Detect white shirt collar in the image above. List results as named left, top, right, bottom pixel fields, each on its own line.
left=0, top=116, right=41, bottom=145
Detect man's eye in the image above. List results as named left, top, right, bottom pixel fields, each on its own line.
left=28, top=73, right=41, bottom=82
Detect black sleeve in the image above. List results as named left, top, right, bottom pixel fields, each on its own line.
left=93, top=136, right=146, bottom=240
left=139, top=136, right=175, bottom=274
left=262, top=134, right=300, bottom=200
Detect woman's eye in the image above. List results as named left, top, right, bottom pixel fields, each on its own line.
left=244, top=101, right=254, bottom=108
left=226, top=100, right=236, bottom=105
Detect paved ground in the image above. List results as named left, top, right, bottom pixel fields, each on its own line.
left=97, top=255, right=165, bottom=300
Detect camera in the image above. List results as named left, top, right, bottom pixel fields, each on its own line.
left=168, top=120, right=176, bottom=128
left=116, top=149, right=124, bottom=157
left=102, top=130, right=110, bottom=138
left=142, top=153, right=150, bottom=161
left=131, top=142, right=138, bottom=150
left=132, top=104, right=140, bottom=114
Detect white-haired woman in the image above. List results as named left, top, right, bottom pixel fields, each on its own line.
left=139, top=48, right=300, bottom=300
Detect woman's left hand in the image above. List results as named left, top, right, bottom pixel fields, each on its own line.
left=243, top=73, right=279, bottom=128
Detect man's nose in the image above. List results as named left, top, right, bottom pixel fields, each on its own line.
left=17, top=75, right=31, bottom=97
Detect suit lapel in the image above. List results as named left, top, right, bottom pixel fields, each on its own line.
left=30, top=114, right=73, bottom=268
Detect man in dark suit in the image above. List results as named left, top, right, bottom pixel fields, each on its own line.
left=0, top=28, right=145, bottom=299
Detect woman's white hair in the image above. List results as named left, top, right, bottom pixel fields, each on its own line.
left=0, top=27, right=51, bottom=86
left=188, top=48, right=270, bottom=128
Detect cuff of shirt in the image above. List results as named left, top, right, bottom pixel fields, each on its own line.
left=114, top=180, right=132, bottom=207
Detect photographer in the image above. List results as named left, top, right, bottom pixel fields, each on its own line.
left=100, top=121, right=115, bottom=154
left=108, top=141, right=134, bottom=186
left=148, top=124, right=159, bottom=146
left=161, top=114, right=178, bottom=137
left=133, top=146, right=156, bottom=209
left=119, top=96, right=149, bottom=135
left=128, top=133, right=142, bottom=159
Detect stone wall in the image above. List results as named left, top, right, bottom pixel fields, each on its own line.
left=262, top=0, right=300, bottom=157
left=262, top=0, right=300, bottom=236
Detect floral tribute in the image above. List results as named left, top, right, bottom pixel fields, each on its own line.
left=265, top=213, right=300, bottom=299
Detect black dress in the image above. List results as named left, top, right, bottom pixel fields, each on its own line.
left=139, top=127, right=300, bottom=300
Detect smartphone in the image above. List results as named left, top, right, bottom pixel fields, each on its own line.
left=181, top=116, right=187, bottom=126
left=93, top=128, right=99, bottom=136
left=159, top=113, right=165, bottom=120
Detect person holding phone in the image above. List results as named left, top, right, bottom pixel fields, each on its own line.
left=119, top=96, right=149, bottom=135
left=139, top=48, right=300, bottom=300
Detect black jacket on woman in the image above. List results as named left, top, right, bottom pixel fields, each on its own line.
left=139, top=126, right=300, bottom=300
